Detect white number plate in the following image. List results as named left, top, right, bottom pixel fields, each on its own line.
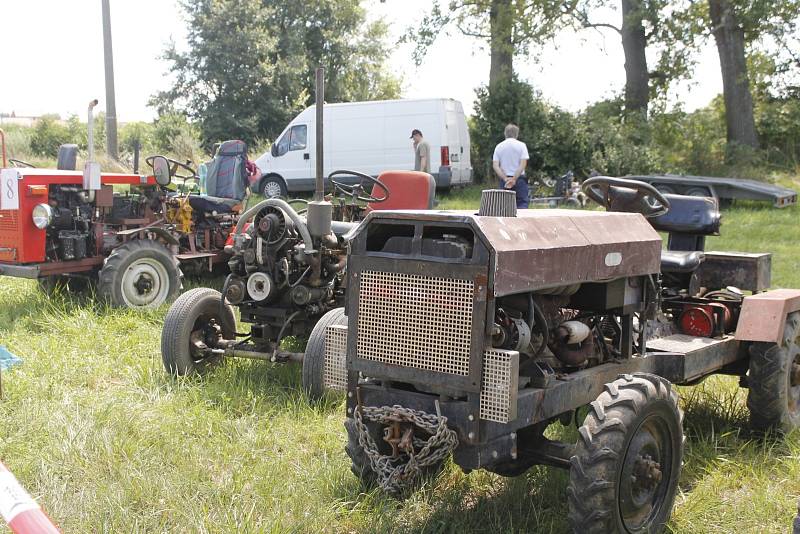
left=0, top=169, right=20, bottom=210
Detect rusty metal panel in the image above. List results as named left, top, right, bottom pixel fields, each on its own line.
left=735, top=289, right=800, bottom=342
left=475, top=211, right=662, bottom=296
left=695, top=251, right=771, bottom=292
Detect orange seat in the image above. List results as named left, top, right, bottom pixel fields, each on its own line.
left=368, top=170, right=436, bottom=212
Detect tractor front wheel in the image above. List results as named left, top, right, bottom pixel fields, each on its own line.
left=161, top=288, right=236, bottom=375
left=98, top=240, right=182, bottom=309
left=302, top=307, right=347, bottom=400
left=747, top=311, right=800, bottom=433
left=568, top=373, right=684, bottom=534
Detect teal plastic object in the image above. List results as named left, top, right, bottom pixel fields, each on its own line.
left=198, top=163, right=208, bottom=195
left=0, top=346, right=22, bottom=371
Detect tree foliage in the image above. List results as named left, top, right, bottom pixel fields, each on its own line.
left=152, top=0, right=400, bottom=146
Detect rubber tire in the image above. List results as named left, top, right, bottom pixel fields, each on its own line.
left=746, top=311, right=800, bottom=433
left=261, top=175, right=287, bottom=198
left=161, top=288, right=236, bottom=375
left=302, top=307, right=347, bottom=400
left=568, top=373, right=684, bottom=534
left=97, top=240, right=182, bottom=309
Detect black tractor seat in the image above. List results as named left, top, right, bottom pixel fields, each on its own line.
left=188, top=195, right=241, bottom=214
left=660, top=250, right=705, bottom=273
left=650, top=194, right=720, bottom=235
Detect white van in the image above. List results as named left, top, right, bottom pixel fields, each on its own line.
left=253, top=98, right=472, bottom=197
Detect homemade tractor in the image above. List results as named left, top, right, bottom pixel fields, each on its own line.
left=321, top=178, right=800, bottom=532
left=159, top=168, right=436, bottom=396
left=0, top=133, right=250, bottom=308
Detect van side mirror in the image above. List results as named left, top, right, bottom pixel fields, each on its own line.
left=151, top=156, right=171, bottom=186
left=270, top=142, right=278, bottom=158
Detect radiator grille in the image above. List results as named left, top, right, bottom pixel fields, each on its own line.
left=324, top=324, right=348, bottom=391
left=0, top=210, right=19, bottom=232
left=357, top=270, right=474, bottom=376
left=480, top=349, right=519, bottom=423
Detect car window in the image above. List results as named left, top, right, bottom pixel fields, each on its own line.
left=275, top=129, right=290, bottom=157
left=289, top=125, right=307, bottom=151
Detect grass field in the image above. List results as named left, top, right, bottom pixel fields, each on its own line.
left=1, top=182, right=800, bottom=533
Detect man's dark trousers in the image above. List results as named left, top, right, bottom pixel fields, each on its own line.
left=498, top=176, right=529, bottom=208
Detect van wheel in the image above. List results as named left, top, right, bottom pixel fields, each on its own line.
left=261, top=175, right=287, bottom=198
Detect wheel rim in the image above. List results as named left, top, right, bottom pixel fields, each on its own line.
left=263, top=180, right=282, bottom=198
left=618, top=413, right=674, bottom=531
left=121, top=258, right=171, bottom=308
left=189, top=313, right=224, bottom=364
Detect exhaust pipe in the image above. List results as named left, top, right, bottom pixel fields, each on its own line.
left=83, top=99, right=101, bottom=191
left=306, top=67, right=333, bottom=239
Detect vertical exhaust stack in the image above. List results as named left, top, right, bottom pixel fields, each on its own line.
left=83, top=99, right=101, bottom=191
left=306, top=67, right=333, bottom=240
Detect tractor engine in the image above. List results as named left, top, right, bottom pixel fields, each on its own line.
left=224, top=204, right=349, bottom=349
left=42, top=186, right=95, bottom=261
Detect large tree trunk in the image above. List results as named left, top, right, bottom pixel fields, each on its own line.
left=621, top=0, right=649, bottom=118
left=708, top=0, right=759, bottom=152
left=489, top=0, right=513, bottom=89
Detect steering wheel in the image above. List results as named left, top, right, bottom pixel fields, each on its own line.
left=9, top=158, right=35, bottom=168
left=145, top=155, right=197, bottom=180
left=328, top=170, right=390, bottom=203
left=582, top=176, right=670, bottom=218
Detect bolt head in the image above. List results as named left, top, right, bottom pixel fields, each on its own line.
left=468, top=432, right=475, bottom=440
left=468, top=414, right=474, bottom=421
left=492, top=451, right=498, bottom=459
left=347, top=391, right=353, bottom=398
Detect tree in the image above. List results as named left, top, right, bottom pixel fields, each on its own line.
left=153, top=0, right=400, bottom=145
left=407, top=0, right=574, bottom=89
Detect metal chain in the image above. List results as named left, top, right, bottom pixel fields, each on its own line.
left=354, top=404, right=459, bottom=496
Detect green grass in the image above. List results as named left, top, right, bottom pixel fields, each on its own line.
left=1, top=181, right=800, bottom=532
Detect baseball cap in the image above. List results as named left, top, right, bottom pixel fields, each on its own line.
left=410, top=129, right=422, bottom=138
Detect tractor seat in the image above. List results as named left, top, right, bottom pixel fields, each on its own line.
left=367, top=171, right=436, bottom=212
left=660, top=250, right=705, bottom=273
left=650, top=194, right=720, bottom=235
left=188, top=195, right=240, bottom=214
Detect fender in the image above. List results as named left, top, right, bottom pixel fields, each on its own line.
left=734, top=288, right=800, bottom=343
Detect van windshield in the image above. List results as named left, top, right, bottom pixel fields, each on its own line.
left=275, top=124, right=307, bottom=157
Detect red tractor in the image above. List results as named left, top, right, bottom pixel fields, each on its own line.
left=0, top=133, right=245, bottom=308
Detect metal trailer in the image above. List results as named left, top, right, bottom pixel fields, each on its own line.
left=629, top=174, right=797, bottom=208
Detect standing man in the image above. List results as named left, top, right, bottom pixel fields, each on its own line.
left=411, top=129, right=431, bottom=174
left=492, top=124, right=530, bottom=208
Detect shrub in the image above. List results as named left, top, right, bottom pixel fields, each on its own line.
left=29, top=115, right=72, bottom=157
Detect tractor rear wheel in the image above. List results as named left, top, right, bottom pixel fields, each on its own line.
left=302, top=307, right=346, bottom=400
left=568, top=373, right=684, bottom=534
left=98, top=239, right=182, bottom=309
left=161, top=288, right=236, bottom=375
left=746, top=312, right=800, bottom=433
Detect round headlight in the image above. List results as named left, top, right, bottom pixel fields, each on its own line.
left=32, top=203, right=53, bottom=229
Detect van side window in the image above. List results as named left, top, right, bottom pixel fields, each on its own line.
left=289, top=125, right=307, bottom=151
left=275, top=125, right=307, bottom=157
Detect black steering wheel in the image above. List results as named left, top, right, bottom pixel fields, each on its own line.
left=328, top=170, right=389, bottom=203
left=9, top=158, right=35, bottom=168
left=582, top=176, right=670, bottom=218
left=145, top=155, right=197, bottom=181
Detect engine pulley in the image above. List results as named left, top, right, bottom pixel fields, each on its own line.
left=246, top=272, right=275, bottom=302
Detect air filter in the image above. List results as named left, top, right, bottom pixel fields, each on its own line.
left=478, top=189, right=517, bottom=217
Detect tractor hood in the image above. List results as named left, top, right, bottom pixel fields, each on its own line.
left=352, top=209, right=662, bottom=297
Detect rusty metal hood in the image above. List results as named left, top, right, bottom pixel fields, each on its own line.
left=356, top=209, right=663, bottom=296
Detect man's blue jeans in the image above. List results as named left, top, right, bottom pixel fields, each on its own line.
left=498, top=176, right=529, bottom=209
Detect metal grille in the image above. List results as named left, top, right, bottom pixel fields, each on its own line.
left=478, top=189, right=517, bottom=217
left=324, top=324, right=348, bottom=391
left=480, top=348, right=519, bottom=423
left=357, top=270, right=474, bottom=376
left=0, top=210, right=19, bottom=232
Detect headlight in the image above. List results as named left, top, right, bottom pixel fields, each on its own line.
left=32, top=203, right=53, bottom=229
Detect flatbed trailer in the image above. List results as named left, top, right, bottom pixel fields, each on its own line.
left=629, top=174, right=797, bottom=208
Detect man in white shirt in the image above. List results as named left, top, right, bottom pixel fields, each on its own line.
left=492, top=123, right=530, bottom=208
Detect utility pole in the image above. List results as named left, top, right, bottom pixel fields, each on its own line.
left=101, top=0, right=118, bottom=159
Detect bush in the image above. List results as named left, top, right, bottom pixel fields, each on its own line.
left=120, top=122, right=155, bottom=155
left=29, top=115, right=72, bottom=156
left=152, top=112, right=201, bottom=155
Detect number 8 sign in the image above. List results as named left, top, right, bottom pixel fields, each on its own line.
left=0, top=170, right=20, bottom=210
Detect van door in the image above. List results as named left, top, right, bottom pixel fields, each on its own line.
left=456, top=105, right=472, bottom=185
left=271, top=123, right=313, bottom=192
left=444, top=102, right=463, bottom=184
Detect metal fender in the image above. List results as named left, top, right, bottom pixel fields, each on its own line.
left=735, top=288, right=800, bottom=343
